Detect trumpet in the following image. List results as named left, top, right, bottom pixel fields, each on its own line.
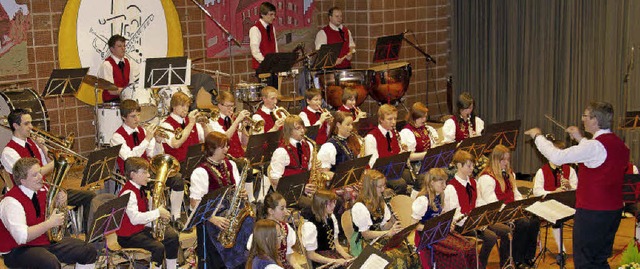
left=242, top=117, right=265, bottom=135
left=273, top=106, right=290, bottom=121
left=145, top=123, right=181, bottom=140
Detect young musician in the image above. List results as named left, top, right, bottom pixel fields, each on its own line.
left=525, top=101, right=630, bottom=268
left=97, top=34, right=137, bottom=102
left=442, top=92, right=484, bottom=144
left=110, top=99, right=164, bottom=172
left=190, top=132, right=254, bottom=269
left=314, top=6, right=355, bottom=69
left=411, top=168, right=476, bottom=268
left=443, top=150, right=509, bottom=269
left=299, top=88, right=332, bottom=145
left=117, top=157, right=179, bottom=269
left=0, top=158, right=98, bottom=269
left=350, top=169, right=419, bottom=268
left=531, top=139, right=577, bottom=259
left=268, top=115, right=315, bottom=195
left=401, top=102, right=440, bottom=195
left=208, top=90, right=251, bottom=159
left=363, top=104, right=411, bottom=195
left=337, top=87, right=366, bottom=122
left=1, top=108, right=95, bottom=233
left=249, top=2, right=278, bottom=87
left=300, top=190, right=352, bottom=268
left=246, top=219, right=285, bottom=269
left=252, top=86, right=285, bottom=133
left=477, top=145, right=539, bottom=268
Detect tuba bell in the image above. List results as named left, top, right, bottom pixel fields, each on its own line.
left=149, top=154, right=180, bottom=241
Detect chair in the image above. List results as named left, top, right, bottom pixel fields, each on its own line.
left=389, top=195, right=416, bottom=244
left=341, top=209, right=354, bottom=244
left=105, top=233, right=152, bottom=268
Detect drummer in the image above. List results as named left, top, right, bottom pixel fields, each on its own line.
left=315, top=6, right=355, bottom=69
left=97, top=34, right=138, bottom=103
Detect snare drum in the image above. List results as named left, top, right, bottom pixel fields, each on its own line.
left=96, top=103, right=123, bottom=146
left=120, top=85, right=158, bottom=122
left=368, top=62, right=412, bottom=104
left=0, top=88, right=49, bottom=147
left=235, top=83, right=265, bottom=102
left=314, top=69, right=372, bottom=108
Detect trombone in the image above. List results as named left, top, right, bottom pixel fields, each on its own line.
left=30, top=127, right=88, bottom=163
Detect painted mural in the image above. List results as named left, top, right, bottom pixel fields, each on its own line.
left=0, top=0, right=30, bottom=75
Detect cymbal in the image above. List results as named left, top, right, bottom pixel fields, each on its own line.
left=278, top=95, right=304, bottom=102
left=82, top=75, right=118, bottom=91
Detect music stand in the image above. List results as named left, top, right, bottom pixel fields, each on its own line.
left=621, top=111, right=640, bottom=129
left=330, top=155, right=371, bottom=189
left=457, top=135, right=490, bottom=160
left=311, top=43, right=343, bottom=70
left=141, top=56, right=191, bottom=88
left=416, top=210, right=456, bottom=268
left=418, top=142, right=458, bottom=174
left=86, top=193, right=129, bottom=267
left=256, top=52, right=298, bottom=75
left=245, top=130, right=282, bottom=166
left=482, top=120, right=521, bottom=154
left=80, top=145, right=121, bottom=188
left=181, top=143, right=205, bottom=178
left=527, top=191, right=576, bottom=268
left=372, top=152, right=410, bottom=181
left=276, top=171, right=310, bottom=207
left=305, top=125, right=320, bottom=141
left=349, top=244, right=393, bottom=269
left=381, top=222, right=418, bottom=252
left=42, top=68, right=89, bottom=97
left=373, top=34, right=404, bottom=63
left=459, top=201, right=504, bottom=235
left=494, top=196, right=541, bottom=224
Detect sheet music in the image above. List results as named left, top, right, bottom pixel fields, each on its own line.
left=526, top=200, right=575, bottom=224
left=360, top=254, right=389, bottom=269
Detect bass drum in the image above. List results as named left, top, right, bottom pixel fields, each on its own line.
left=314, top=69, right=372, bottom=108
left=368, top=62, right=412, bottom=104
left=0, top=88, right=49, bottom=147
left=120, top=84, right=158, bottom=123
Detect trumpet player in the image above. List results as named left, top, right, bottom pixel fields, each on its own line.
left=337, top=87, right=366, bottom=122
left=209, top=90, right=252, bottom=159
left=117, top=157, right=178, bottom=269
left=1, top=109, right=95, bottom=233
left=0, top=158, right=97, bottom=268
left=299, top=88, right=332, bottom=145
left=252, top=86, right=285, bottom=133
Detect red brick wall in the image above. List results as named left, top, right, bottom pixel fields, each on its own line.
left=0, top=0, right=450, bottom=154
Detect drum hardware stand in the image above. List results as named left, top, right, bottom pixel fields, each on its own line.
left=401, top=30, right=437, bottom=113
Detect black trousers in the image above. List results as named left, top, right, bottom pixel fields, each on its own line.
left=117, top=227, right=179, bottom=264
left=512, top=217, right=540, bottom=263
left=573, top=208, right=622, bottom=269
left=385, top=170, right=414, bottom=195
left=2, top=237, right=98, bottom=268
left=67, top=189, right=96, bottom=233
left=459, top=223, right=510, bottom=269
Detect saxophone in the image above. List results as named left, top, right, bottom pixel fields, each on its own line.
left=303, top=135, right=330, bottom=190
left=150, top=154, right=180, bottom=241
left=46, top=150, right=73, bottom=242
left=218, top=156, right=255, bottom=248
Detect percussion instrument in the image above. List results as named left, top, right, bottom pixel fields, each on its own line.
left=82, top=75, right=118, bottom=92
left=0, top=88, right=49, bottom=147
left=96, top=102, right=123, bottom=146
left=314, top=69, right=372, bottom=108
left=120, top=84, right=158, bottom=122
left=368, top=62, right=412, bottom=104
left=235, top=82, right=265, bottom=102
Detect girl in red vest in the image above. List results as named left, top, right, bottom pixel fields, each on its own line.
left=299, top=88, right=332, bottom=145
left=477, top=145, right=539, bottom=268
left=442, top=92, right=484, bottom=144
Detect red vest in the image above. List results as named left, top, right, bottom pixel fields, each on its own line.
left=252, top=22, right=276, bottom=70
left=217, top=116, right=245, bottom=158
left=162, top=116, right=200, bottom=162
left=115, top=126, right=148, bottom=171
left=281, top=140, right=311, bottom=177
left=367, top=128, right=400, bottom=160
left=338, top=105, right=357, bottom=118
left=301, top=107, right=328, bottom=145
left=103, top=57, right=130, bottom=102
left=480, top=171, right=515, bottom=204
left=6, top=138, right=45, bottom=185
left=322, top=25, right=352, bottom=69
left=576, top=133, right=629, bottom=210
left=197, top=159, right=236, bottom=192
left=0, top=186, right=50, bottom=252
left=451, top=115, right=476, bottom=143
left=403, top=124, right=432, bottom=152
left=117, top=181, right=148, bottom=237
left=627, top=163, right=636, bottom=174
left=255, top=108, right=276, bottom=133
left=541, top=164, right=572, bottom=191
left=449, top=178, right=477, bottom=214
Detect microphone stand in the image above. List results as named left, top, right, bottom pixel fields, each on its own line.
left=402, top=31, right=438, bottom=118
left=189, top=0, right=242, bottom=91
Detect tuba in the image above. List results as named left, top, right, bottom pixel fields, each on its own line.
left=46, top=150, right=73, bottom=242
left=217, top=155, right=255, bottom=248
left=149, top=154, right=180, bottom=241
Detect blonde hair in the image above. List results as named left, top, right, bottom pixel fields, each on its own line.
left=377, top=104, right=397, bottom=121
left=170, top=91, right=192, bottom=110
left=261, top=86, right=278, bottom=99
left=482, top=145, right=517, bottom=193
left=355, top=169, right=386, bottom=219
left=417, top=168, right=448, bottom=211
left=216, top=90, right=235, bottom=104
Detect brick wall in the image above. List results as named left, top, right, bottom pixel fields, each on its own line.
left=0, top=0, right=450, bottom=154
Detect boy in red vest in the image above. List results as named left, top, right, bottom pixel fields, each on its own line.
left=249, top=2, right=278, bottom=87
left=299, top=88, right=332, bottom=145
left=117, top=157, right=179, bottom=269
left=208, top=90, right=251, bottom=159
left=0, top=157, right=97, bottom=268
left=251, top=86, right=285, bottom=133
left=314, top=6, right=355, bottom=69
left=97, top=34, right=137, bottom=102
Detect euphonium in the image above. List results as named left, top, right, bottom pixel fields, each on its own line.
left=217, top=155, right=255, bottom=248
left=150, top=154, right=180, bottom=241
left=46, top=150, right=73, bottom=242
left=303, top=135, right=329, bottom=190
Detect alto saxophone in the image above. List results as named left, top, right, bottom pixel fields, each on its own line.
left=46, top=150, right=73, bottom=242
left=303, top=135, right=330, bottom=190
left=217, top=156, right=255, bottom=248
left=149, top=154, right=180, bottom=241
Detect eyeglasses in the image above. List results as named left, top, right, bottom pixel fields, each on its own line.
left=221, top=103, right=236, bottom=108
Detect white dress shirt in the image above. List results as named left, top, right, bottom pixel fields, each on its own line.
left=301, top=213, right=340, bottom=251
left=443, top=175, right=486, bottom=226
left=189, top=159, right=241, bottom=201
left=317, top=135, right=357, bottom=170
left=534, top=129, right=609, bottom=168
left=363, top=125, right=395, bottom=167
left=252, top=106, right=274, bottom=125
left=477, top=172, right=523, bottom=203
left=247, top=222, right=296, bottom=255
left=314, top=24, right=355, bottom=50
left=121, top=181, right=160, bottom=226
left=268, top=138, right=314, bottom=180
left=351, top=202, right=391, bottom=232
left=411, top=195, right=432, bottom=220
left=299, top=106, right=322, bottom=127
left=0, top=185, right=46, bottom=249
left=96, top=55, right=138, bottom=85
left=110, top=124, right=163, bottom=160
left=532, top=165, right=578, bottom=197
left=159, top=113, right=205, bottom=148
left=442, top=116, right=485, bottom=144
left=1, top=136, right=48, bottom=174
left=399, top=125, right=439, bottom=152
left=249, top=19, right=279, bottom=64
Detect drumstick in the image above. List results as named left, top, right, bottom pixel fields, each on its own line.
left=544, top=114, right=567, bottom=130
